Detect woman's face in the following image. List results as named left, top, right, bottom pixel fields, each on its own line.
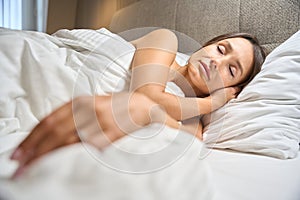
left=187, top=37, right=254, bottom=95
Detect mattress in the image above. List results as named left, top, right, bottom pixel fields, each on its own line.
left=205, top=149, right=300, bottom=200
left=1, top=132, right=299, bottom=200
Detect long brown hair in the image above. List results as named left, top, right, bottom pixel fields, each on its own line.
left=203, top=32, right=266, bottom=88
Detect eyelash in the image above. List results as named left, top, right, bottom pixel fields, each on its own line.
left=217, top=45, right=224, bottom=54
left=229, top=66, right=234, bottom=77
left=217, top=45, right=235, bottom=77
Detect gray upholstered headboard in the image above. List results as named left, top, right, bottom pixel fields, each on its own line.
left=109, top=0, right=300, bottom=54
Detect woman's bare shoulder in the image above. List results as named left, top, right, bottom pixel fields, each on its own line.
left=130, top=29, right=178, bottom=51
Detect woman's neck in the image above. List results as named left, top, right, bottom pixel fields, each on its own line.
left=169, top=61, right=204, bottom=97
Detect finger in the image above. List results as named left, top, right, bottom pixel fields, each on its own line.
left=11, top=102, right=73, bottom=162
left=12, top=123, right=80, bottom=180
left=32, top=124, right=79, bottom=158
left=25, top=112, right=79, bottom=161
left=11, top=136, right=72, bottom=180
left=25, top=129, right=77, bottom=165
left=233, top=86, right=242, bottom=94
left=225, top=86, right=241, bottom=95
left=10, top=102, right=73, bottom=161
left=11, top=160, right=29, bottom=180
left=224, top=87, right=238, bottom=98
left=16, top=95, right=104, bottom=169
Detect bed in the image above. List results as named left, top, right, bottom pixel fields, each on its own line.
left=0, top=0, right=300, bottom=199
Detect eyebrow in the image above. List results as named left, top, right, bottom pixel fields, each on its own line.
left=224, top=40, right=244, bottom=76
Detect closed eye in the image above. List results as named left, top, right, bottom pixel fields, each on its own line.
left=229, top=66, right=235, bottom=77
left=217, top=45, right=225, bottom=54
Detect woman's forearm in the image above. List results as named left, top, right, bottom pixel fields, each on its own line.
left=148, top=91, right=211, bottom=121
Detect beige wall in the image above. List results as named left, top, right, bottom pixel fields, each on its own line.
left=46, top=0, right=117, bottom=34
left=46, top=0, right=78, bottom=34
left=76, top=0, right=117, bottom=29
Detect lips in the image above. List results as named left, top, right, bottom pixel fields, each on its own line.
left=199, top=60, right=210, bottom=80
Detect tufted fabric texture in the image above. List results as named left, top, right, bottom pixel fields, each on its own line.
left=240, top=0, right=300, bottom=53
left=110, top=0, right=300, bottom=53
left=116, top=0, right=141, bottom=10
left=111, top=0, right=177, bottom=32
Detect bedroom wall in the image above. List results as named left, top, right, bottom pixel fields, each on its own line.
left=46, top=0, right=78, bottom=34
left=75, top=0, right=117, bottom=29
left=46, top=0, right=119, bottom=34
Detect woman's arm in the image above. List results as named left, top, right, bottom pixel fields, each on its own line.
left=10, top=93, right=181, bottom=179
left=130, top=29, right=199, bottom=120
left=130, top=29, right=238, bottom=121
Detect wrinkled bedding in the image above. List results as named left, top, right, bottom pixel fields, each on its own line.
left=0, top=28, right=213, bottom=199
left=0, top=27, right=135, bottom=134
left=1, top=28, right=300, bottom=200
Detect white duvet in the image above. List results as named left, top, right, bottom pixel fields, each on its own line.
left=0, top=28, right=214, bottom=199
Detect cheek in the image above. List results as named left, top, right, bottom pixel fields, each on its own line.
left=220, top=73, right=231, bottom=87
left=208, top=70, right=229, bottom=91
left=216, top=71, right=240, bottom=88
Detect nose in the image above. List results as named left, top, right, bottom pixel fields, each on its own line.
left=210, top=56, right=226, bottom=70
left=210, top=58, right=219, bottom=70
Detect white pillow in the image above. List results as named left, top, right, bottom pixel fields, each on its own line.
left=202, top=30, right=300, bottom=159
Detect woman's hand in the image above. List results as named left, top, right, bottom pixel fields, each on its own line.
left=10, top=92, right=179, bottom=179
left=206, top=86, right=241, bottom=112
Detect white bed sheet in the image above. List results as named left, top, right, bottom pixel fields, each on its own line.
left=0, top=125, right=215, bottom=200
left=1, top=133, right=299, bottom=200
left=204, top=149, right=300, bottom=200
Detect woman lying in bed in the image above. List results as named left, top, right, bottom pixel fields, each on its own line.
left=10, top=29, right=266, bottom=178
